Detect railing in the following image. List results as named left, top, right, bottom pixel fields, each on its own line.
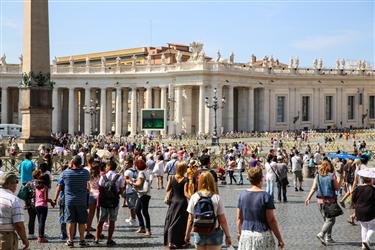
left=1, top=62, right=373, bottom=77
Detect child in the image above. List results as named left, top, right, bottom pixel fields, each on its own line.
left=33, top=164, right=55, bottom=243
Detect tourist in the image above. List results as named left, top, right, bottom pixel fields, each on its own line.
left=0, top=172, right=29, bottom=250
left=19, top=152, right=36, bottom=186
left=153, top=154, right=165, bottom=189
left=237, top=167, right=284, bottom=250
left=164, top=162, right=189, bottom=248
left=185, top=172, right=232, bottom=249
left=351, top=170, right=375, bottom=250
left=86, top=157, right=100, bottom=239
left=236, top=153, right=245, bottom=185
left=131, top=159, right=152, bottom=236
left=32, top=165, right=55, bottom=243
left=53, top=164, right=69, bottom=240
left=165, top=153, right=179, bottom=177
left=124, top=157, right=138, bottom=226
left=291, top=151, right=304, bottom=191
left=227, top=156, right=237, bottom=185
left=95, top=160, right=124, bottom=246
left=305, top=161, right=339, bottom=246
left=265, top=156, right=277, bottom=201
left=146, top=154, right=155, bottom=186
left=276, top=155, right=288, bottom=202
left=193, top=154, right=218, bottom=193
left=248, top=153, right=260, bottom=168
left=58, top=156, right=90, bottom=247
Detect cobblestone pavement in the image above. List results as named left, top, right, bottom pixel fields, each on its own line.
left=25, top=175, right=363, bottom=250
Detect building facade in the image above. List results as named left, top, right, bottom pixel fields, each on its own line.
left=0, top=43, right=374, bottom=136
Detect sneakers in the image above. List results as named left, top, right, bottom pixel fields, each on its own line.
left=65, top=240, right=74, bottom=248
left=295, top=187, right=299, bottom=192
left=37, top=237, right=48, bottom=243
left=28, top=234, right=37, bottom=240
left=299, top=187, right=304, bottom=191
left=126, top=218, right=137, bottom=226
left=106, top=240, right=117, bottom=246
left=79, top=240, right=89, bottom=247
left=316, top=233, right=327, bottom=246
left=326, top=238, right=335, bottom=244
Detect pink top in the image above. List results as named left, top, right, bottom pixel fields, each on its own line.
left=35, top=187, right=48, bottom=207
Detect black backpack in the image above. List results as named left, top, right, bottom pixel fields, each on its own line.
left=99, top=174, right=120, bottom=208
left=346, top=165, right=355, bottom=184
left=192, top=192, right=217, bottom=236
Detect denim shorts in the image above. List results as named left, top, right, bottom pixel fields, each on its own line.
left=193, top=228, right=223, bottom=246
left=99, top=206, right=119, bottom=222
left=65, top=205, right=88, bottom=224
left=126, top=192, right=138, bottom=209
left=88, top=195, right=97, bottom=206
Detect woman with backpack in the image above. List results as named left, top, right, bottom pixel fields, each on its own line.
left=164, top=162, right=189, bottom=249
left=130, top=159, right=152, bottom=236
left=185, top=172, right=232, bottom=250
left=305, top=161, right=339, bottom=246
left=237, top=167, right=284, bottom=250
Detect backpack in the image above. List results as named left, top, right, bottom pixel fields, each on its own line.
left=308, top=158, right=315, bottom=168
left=99, top=174, right=120, bottom=208
left=346, top=165, right=355, bottom=184
left=192, top=192, right=217, bottom=236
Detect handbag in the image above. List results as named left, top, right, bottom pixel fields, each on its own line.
left=164, top=176, right=174, bottom=205
left=317, top=175, right=343, bottom=218
left=17, top=186, right=29, bottom=200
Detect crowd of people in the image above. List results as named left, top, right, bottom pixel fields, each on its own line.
left=0, top=131, right=374, bottom=250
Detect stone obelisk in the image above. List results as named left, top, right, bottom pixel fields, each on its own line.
left=18, top=0, right=53, bottom=150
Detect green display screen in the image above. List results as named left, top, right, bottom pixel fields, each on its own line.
left=141, top=109, right=165, bottom=130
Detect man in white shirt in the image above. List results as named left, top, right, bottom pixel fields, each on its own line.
left=0, top=172, right=29, bottom=249
left=291, top=151, right=304, bottom=192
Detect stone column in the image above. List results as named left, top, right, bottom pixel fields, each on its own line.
left=68, top=88, right=75, bottom=135
left=52, top=87, right=58, bottom=133
left=130, top=88, right=137, bottom=135
left=115, top=87, right=122, bottom=137
left=99, top=88, right=106, bottom=135
left=227, top=86, right=234, bottom=132
left=145, top=87, right=152, bottom=108
left=137, top=88, right=144, bottom=131
left=183, top=87, right=193, bottom=134
left=198, top=85, right=205, bottom=134
left=106, top=89, right=112, bottom=132
left=160, top=87, right=167, bottom=135
left=336, top=87, right=342, bottom=128
left=154, top=88, right=161, bottom=108
left=248, top=87, right=254, bottom=131
left=263, top=88, right=270, bottom=131
left=216, top=86, right=223, bottom=134
left=122, top=88, right=129, bottom=134
left=313, top=88, right=320, bottom=129
left=1, top=87, right=8, bottom=124
left=84, top=87, right=91, bottom=135
left=175, top=86, right=183, bottom=135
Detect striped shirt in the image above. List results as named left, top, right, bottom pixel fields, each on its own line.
left=61, top=168, right=90, bottom=206
left=0, top=188, right=24, bottom=231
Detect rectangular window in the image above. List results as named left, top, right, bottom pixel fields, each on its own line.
left=370, top=96, right=375, bottom=119
left=302, top=96, right=310, bottom=122
left=347, top=96, right=355, bottom=120
left=276, top=96, right=286, bottom=123
left=325, top=96, right=333, bottom=121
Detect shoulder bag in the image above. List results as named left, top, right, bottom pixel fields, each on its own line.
left=317, top=175, right=343, bottom=218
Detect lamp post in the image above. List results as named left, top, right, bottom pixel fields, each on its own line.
left=205, top=87, right=225, bottom=146
left=83, top=98, right=100, bottom=136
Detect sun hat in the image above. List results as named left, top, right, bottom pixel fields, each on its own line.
left=357, top=168, right=375, bottom=179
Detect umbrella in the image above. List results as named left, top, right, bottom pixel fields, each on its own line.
left=357, top=168, right=375, bottom=179
left=96, top=149, right=112, bottom=159
left=326, top=154, right=362, bottom=160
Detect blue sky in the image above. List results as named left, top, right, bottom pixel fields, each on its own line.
left=1, top=0, right=374, bottom=67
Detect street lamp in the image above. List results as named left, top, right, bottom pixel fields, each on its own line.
left=82, top=98, right=100, bottom=135
left=205, top=87, right=225, bottom=146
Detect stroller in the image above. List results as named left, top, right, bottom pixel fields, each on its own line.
left=215, top=165, right=227, bottom=185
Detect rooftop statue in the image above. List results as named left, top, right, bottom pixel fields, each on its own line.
left=313, top=58, right=318, bottom=69
left=69, top=56, right=74, bottom=66
left=176, top=50, right=182, bottom=63
left=0, top=54, right=6, bottom=65
left=288, top=57, right=294, bottom=69
left=146, top=54, right=152, bottom=65
left=341, top=59, right=346, bottom=69
left=251, top=54, right=256, bottom=64
left=318, top=58, right=323, bottom=69
left=85, top=57, right=90, bottom=66
left=336, top=59, right=340, bottom=69
left=216, top=50, right=221, bottom=63
left=52, top=57, right=57, bottom=66
left=295, top=57, right=299, bottom=69
left=161, top=53, right=166, bottom=65
left=198, top=51, right=206, bottom=63
left=229, top=52, right=234, bottom=64
left=115, top=57, right=121, bottom=66
left=19, top=54, right=23, bottom=66
left=101, top=56, right=106, bottom=67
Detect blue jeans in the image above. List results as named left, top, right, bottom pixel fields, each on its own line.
left=266, top=179, right=275, bottom=201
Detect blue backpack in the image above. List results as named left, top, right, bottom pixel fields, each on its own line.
left=193, top=192, right=217, bottom=236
